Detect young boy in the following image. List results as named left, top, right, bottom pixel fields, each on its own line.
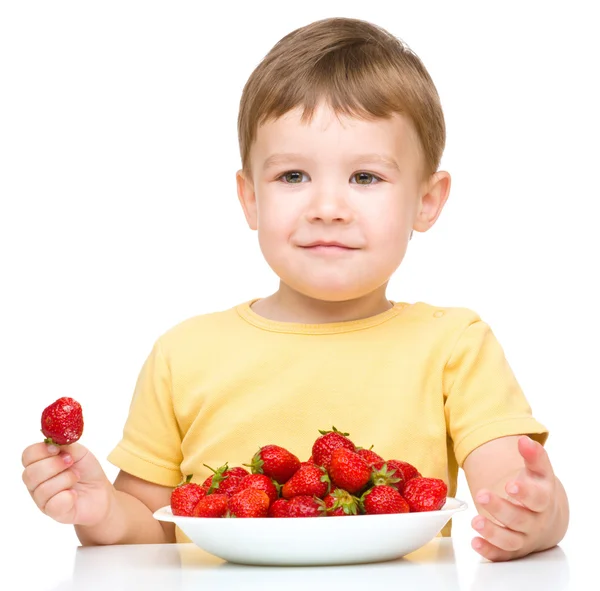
left=21, top=17, right=568, bottom=562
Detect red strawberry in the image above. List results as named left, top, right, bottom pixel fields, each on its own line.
left=319, top=488, right=361, bottom=516
left=192, top=493, right=228, bottom=517
left=374, top=459, right=421, bottom=483
left=328, top=448, right=371, bottom=494
left=41, top=397, right=84, bottom=445
left=312, top=426, right=355, bottom=470
left=371, top=460, right=405, bottom=493
left=268, top=498, right=290, bottom=518
left=356, top=447, right=384, bottom=467
left=403, top=477, right=448, bottom=512
left=233, top=473, right=279, bottom=505
left=361, top=485, right=409, bottom=515
left=281, top=464, right=330, bottom=499
left=202, top=463, right=247, bottom=497
left=170, top=475, right=206, bottom=516
left=227, top=488, right=270, bottom=518
left=246, top=444, right=300, bottom=484
left=226, top=466, right=251, bottom=479
left=287, top=495, right=321, bottom=518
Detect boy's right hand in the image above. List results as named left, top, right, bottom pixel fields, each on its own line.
left=22, top=442, right=114, bottom=527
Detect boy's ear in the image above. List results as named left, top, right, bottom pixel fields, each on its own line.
left=236, top=169, right=258, bottom=230
left=413, top=171, right=451, bottom=233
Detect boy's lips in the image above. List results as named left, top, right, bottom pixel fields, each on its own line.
left=299, top=241, right=361, bottom=255
left=300, top=241, right=360, bottom=249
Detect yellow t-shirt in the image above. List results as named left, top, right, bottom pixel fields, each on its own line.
left=108, top=299, right=548, bottom=539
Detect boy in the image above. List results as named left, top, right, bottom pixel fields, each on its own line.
left=21, top=17, right=568, bottom=562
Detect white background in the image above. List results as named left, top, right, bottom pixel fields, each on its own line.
left=1, top=1, right=598, bottom=588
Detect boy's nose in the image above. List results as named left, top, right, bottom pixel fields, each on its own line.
left=305, top=187, right=354, bottom=223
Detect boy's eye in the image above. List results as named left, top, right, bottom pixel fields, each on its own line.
left=280, top=171, right=308, bottom=184
left=351, top=172, right=380, bottom=185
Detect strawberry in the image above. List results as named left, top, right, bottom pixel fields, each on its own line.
left=403, top=477, right=447, bottom=512
left=371, top=460, right=405, bottom=493
left=41, top=397, right=84, bottom=445
left=227, top=488, right=270, bottom=518
left=319, top=488, right=361, bottom=516
left=192, top=493, right=228, bottom=517
left=170, top=475, right=206, bottom=516
left=268, top=498, right=290, bottom=518
left=226, top=466, right=251, bottom=479
left=361, top=485, right=409, bottom=515
left=356, top=447, right=384, bottom=467
left=328, top=448, right=371, bottom=494
left=246, top=444, right=300, bottom=484
left=233, top=473, right=279, bottom=505
left=287, top=495, right=321, bottom=517
left=312, top=426, right=355, bottom=470
left=281, top=464, right=330, bottom=499
left=202, top=463, right=248, bottom=497
left=374, top=459, right=421, bottom=482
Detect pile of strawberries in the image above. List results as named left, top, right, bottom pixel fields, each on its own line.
left=170, top=427, right=448, bottom=518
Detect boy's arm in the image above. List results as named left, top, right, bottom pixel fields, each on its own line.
left=463, top=435, right=569, bottom=562
left=75, top=471, right=175, bottom=546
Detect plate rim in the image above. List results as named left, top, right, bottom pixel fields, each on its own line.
left=153, top=496, right=468, bottom=522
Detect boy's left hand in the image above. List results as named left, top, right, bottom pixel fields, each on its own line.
left=471, top=436, right=557, bottom=561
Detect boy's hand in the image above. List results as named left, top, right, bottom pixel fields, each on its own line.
left=22, top=442, right=114, bottom=527
left=471, top=436, right=558, bottom=561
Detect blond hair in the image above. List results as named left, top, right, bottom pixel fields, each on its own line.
left=237, top=17, right=445, bottom=179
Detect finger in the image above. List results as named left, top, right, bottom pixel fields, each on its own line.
left=471, top=514, right=526, bottom=554
left=44, top=489, right=78, bottom=524
left=475, top=489, right=534, bottom=533
left=22, top=453, right=76, bottom=492
left=518, top=436, right=554, bottom=479
left=33, top=468, right=80, bottom=512
left=472, top=535, right=520, bottom=562
left=505, top=477, right=553, bottom=513
left=22, top=442, right=61, bottom=467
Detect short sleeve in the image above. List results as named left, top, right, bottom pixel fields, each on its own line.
left=443, top=320, right=548, bottom=467
left=107, top=340, right=183, bottom=486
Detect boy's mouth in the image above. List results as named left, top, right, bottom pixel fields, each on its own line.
left=299, top=241, right=360, bottom=254
left=301, top=241, right=359, bottom=249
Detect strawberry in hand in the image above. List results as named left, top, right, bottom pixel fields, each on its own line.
left=41, top=397, right=84, bottom=446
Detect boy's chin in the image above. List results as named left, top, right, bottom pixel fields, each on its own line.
left=285, top=282, right=380, bottom=303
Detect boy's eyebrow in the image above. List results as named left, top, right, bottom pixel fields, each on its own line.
left=262, top=152, right=400, bottom=172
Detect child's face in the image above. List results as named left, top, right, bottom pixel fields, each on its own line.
left=237, top=103, right=449, bottom=302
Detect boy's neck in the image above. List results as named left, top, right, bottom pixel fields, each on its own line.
left=250, top=283, right=394, bottom=324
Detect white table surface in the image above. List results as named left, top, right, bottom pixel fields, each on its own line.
left=11, top=536, right=582, bottom=591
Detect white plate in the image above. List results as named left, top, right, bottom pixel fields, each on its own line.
left=153, top=497, right=467, bottom=566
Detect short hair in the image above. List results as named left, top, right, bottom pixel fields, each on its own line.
left=237, top=17, right=445, bottom=179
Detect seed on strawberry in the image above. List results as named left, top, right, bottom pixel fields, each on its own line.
left=361, top=485, right=410, bottom=515
left=319, top=488, right=361, bottom=516
left=245, top=444, right=301, bottom=484
left=268, top=498, right=290, bottom=518
left=202, top=463, right=248, bottom=497
left=281, top=464, right=330, bottom=499
left=227, top=488, right=270, bottom=518
left=328, top=448, right=371, bottom=494
left=312, top=426, right=355, bottom=470
left=403, top=477, right=448, bottom=512
left=287, top=495, right=321, bottom=518
left=41, top=397, right=84, bottom=446
left=192, top=493, right=228, bottom=517
left=171, top=475, right=207, bottom=516
left=232, top=473, right=279, bottom=505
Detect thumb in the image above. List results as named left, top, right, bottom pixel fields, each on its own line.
left=518, top=436, right=554, bottom=479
